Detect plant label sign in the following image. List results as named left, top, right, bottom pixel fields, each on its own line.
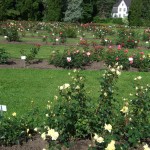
left=0, top=105, right=7, bottom=111
left=21, top=56, right=26, bottom=60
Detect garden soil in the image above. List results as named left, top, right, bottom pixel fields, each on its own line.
left=0, top=59, right=139, bottom=71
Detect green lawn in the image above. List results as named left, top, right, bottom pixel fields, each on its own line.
left=0, top=68, right=149, bottom=116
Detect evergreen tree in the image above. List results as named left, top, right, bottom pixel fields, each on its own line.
left=43, top=0, right=62, bottom=21
left=64, top=0, right=83, bottom=22
left=128, top=0, right=143, bottom=26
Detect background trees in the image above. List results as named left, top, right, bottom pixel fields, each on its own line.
left=0, top=0, right=150, bottom=26
left=128, top=0, right=142, bottom=26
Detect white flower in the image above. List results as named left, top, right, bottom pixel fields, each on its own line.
left=34, top=128, right=38, bottom=131
left=116, top=70, right=121, bottom=76
left=93, top=133, right=99, bottom=140
left=47, top=129, right=59, bottom=140
left=104, top=92, right=107, bottom=97
left=105, top=140, right=115, bottom=150
left=75, top=85, right=80, bottom=90
left=54, top=95, right=58, bottom=100
left=27, top=129, right=29, bottom=133
left=4, top=36, right=8, bottom=39
left=41, top=132, right=46, bottom=140
left=97, top=137, right=104, bottom=143
left=104, top=124, right=112, bottom=132
left=63, top=83, right=70, bottom=89
left=137, top=76, right=142, bottom=80
left=93, top=134, right=104, bottom=143
left=59, top=86, right=63, bottom=90
left=59, top=83, right=70, bottom=90
left=46, top=114, right=49, bottom=117
left=120, top=106, right=128, bottom=113
left=135, top=87, right=138, bottom=90
left=110, top=68, right=115, bottom=72
left=56, top=38, right=59, bottom=41
left=143, top=144, right=150, bottom=150
left=12, top=112, right=16, bottom=116
left=145, top=41, right=149, bottom=44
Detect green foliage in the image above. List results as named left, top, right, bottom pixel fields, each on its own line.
left=82, top=2, right=93, bottom=23
left=5, top=22, right=20, bottom=42
left=25, top=44, right=41, bottom=63
left=105, top=48, right=130, bottom=70
left=132, top=52, right=150, bottom=72
left=142, top=29, right=150, bottom=41
left=63, top=27, right=77, bottom=38
left=128, top=0, right=143, bottom=26
left=43, top=0, right=61, bottom=21
left=116, top=28, right=139, bottom=48
left=96, top=0, right=116, bottom=18
left=0, top=48, right=10, bottom=64
left=49, top=49, right=92, bottom=69
left=0, top=106, right=40, bottom=146
left=44, top=70, right=92, bottom=145
left=112, top=18, right=124, bottom=25
left=93, top=16, right=112, bottom=23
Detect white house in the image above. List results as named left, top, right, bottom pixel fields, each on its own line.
left=112, top=0, right=131, bottom=18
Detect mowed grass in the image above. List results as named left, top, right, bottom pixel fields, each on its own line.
left=0, top=68, right=149, bottom=116
left=0, top=43, right=67, bottom=59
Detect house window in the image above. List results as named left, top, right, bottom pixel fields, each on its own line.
left=123, top=14, right=126, bottom=17
left=119, top=8, right=122, bottom=11
left=119, top=14, right=121, bottom=18
left=124, top=8, right=126, bottom=11
left=122, top=3, right=124, bottom=6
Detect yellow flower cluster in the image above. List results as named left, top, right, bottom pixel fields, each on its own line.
left=120, top=106, right=128, bottom=114
left=59, top=83, right=70, bottom=90
left=104, top=124, right=112, bottom=133
left=143, top=144, right=150, bottom=150
left=93, top=133, right=104, bottom=143
left=41, top=128, right=59, bottom=141
left=105, top=140, right=116, bottom=150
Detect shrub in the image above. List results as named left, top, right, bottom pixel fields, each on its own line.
left=104, top=48, right=130, bottom=70
left=64, top=27, right=77, bottom=38
left=49, top=49, right=92, bottom=69
left=0, top=48, right=9, bottom=64
left=5, top=22, right=20, bottom=42
left=0, top=107, right=40, bottom=146
left=43, top=70, right=92, bottom=146
left=112, top=18, right=124, bottom=25
left=116, top=28, right=139, bottom=48
left=131, top=52, right=150, bottom=72
left=25, top=44, right=41, bottom=64
left=142, top=29, right=150, bottom=41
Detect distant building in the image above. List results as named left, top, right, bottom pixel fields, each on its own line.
left=112, top=0, right=131, bottom=18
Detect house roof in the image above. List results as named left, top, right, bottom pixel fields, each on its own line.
left=113, top=0, right=131, bottom=7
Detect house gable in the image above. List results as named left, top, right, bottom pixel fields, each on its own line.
left=112, top=0, right=131, bottom=18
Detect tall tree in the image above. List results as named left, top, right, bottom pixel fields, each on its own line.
left=81, top=0, right=94, bottom=22
left=141, top=0, right=150, bottom=20
left=43, top=0, right=62, bottom=21
left=64, top=0, right=83, bottom=22
left=15, top=0, right=44, bottom=21
left=128, top=0, right=142, bottom=26
left=96, top=0, right=116, bottom=18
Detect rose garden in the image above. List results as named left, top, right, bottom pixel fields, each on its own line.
left=0, top=21, right=150, bottom=150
